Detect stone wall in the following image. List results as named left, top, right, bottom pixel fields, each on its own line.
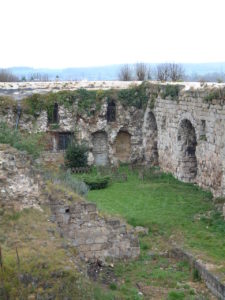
left=0, top=145, right=140, bottom=261
left=49, top=191, right=140, bottom=261
left=1, top=82, right=225, bottom=197
left=170, top=248, right=225, bottom=299
left=154, top=87, right=225, bottom=197
left=0, top=144, right=42, bottom=210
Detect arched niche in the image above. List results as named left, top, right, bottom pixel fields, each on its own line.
left=114, top=131, right=131, bottom=163
left=177, top=119, right=197, bottom=182
left=144, top=111, right=158, bottom=165
left=48, top=102, right=59, bottom=124
left=107, top=100, right=116, bottom=122
left=92, top=131, right=108, bottom=166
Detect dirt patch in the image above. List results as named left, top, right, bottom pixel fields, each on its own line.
left=87, top=260, right=117, bottom=286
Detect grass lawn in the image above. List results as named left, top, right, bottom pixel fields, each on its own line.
left=85, top=166, right=225, bottom=299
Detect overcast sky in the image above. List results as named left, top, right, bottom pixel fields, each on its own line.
left=1, top=0, right=225, bottom=68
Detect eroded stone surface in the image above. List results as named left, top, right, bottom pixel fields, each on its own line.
left=1, top=82, right=225, bottom=197
left=49, top=191, right=140, bottom=261
left=0, top=145, right=140, bottom=260
left=0, top=144, right=42, bottom=210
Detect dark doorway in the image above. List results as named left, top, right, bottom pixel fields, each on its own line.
left=107, top=100, right=116, bottom=122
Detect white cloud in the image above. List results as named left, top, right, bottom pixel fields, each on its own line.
left=0, top=0, right=225, bottom=67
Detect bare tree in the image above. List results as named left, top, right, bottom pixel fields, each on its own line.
left=147, top=66, right=152, bottom=80
left=168, top=63, right=185, bottom=81
left=29, top=73, right=49, bottom=82
left=156, top=63, right=170, bottom=81
left=0, top=69, right=19, bottom=82
left=135, top=63, right=148, bottom=81
left=118, top=64, right=133, bottom=81
left=156, top=63, right=185, bottom=82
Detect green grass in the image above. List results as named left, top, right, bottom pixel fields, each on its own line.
left=0, top=122, right=44, bottom=158
left=84, top=166, right=225, bottom=298
left=87, top=167, right=225, bottom=263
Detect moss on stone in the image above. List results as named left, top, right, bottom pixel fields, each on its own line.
left=161, top=84, right=181, bottom=100
left=20, top=82, right=153, bottom=118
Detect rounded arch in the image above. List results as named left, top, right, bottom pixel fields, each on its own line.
left=114, top=130, right=131, bottom=163
left=177, top=119, right=197, bottom=182
left=143, top=111, right=158, bottom=165
left=178, top=112, right=199, bottom=138
left=92, top=131, right=108, bottom=166
left=107, top=100, right=116, bottom=122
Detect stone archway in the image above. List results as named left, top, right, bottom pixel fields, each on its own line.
left=177, top=119, right=197, bottom=182
left=143, top=111, right=158, bottom=165
left=114, top=131, right=131, bottom=163
left=92, top=131, right=108, bottom=166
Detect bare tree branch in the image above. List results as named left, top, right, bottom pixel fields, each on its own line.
left=118, top=64, right=133, bottom=81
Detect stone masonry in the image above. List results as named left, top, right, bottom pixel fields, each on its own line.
left=1, top=81, right=225, bottom=198
left=49, top=191, right=140, bottom=261
left=0, top=144, right=42, bottom=211
left=0, top=145, right=140, bottom=260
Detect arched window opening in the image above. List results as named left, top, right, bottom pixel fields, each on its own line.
left=177, top=119, right=197, bottom=182
left=143, top=112, right=158, bottom=165
left=107, top=100, right=116, bottom=122
left=53, top=103, right=59, bottom=123
left=114, top=131, right=131, bottom=163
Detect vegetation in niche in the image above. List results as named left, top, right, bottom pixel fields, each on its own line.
left=204, top=87, right=225, bottom=102
left=65, top=137, right=89, bottom=169
left=161, top=84, right=181, bottom=100
left=199, top=134, right=207, bottom=141
left=49, top=123, right=60, bottom=130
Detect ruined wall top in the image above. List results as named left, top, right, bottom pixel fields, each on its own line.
left=0, top=80, right=225, bottom=100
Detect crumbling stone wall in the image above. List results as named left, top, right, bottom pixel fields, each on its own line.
left=0, top=145, right=140, bottom=260
left=50, top=194, right=140, bottom=261
left=154, top=87, right=225, bottom=197
left=1, top=82, right=225, bottom=197
left=0, top=144, right=42, bottom=210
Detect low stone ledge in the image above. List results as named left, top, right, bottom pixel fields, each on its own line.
left=169, top=248, right=225, bottom=299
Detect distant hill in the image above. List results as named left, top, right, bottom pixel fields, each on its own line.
left=3, top=62, right=225, bottom=81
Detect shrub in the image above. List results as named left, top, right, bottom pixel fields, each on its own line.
left=161, top=85, right=180, bottom=100
left=204, top=88, right=225, bottom=102
left=81, top=175, right=110, bottom=190
left=65, top=139, right=88, bottom=168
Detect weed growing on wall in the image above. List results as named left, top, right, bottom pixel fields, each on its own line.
left=161, top=84, right=181, bottom=100
left=20, top=82, right=155, bottom=118
left=204, top=87, right=225, bottom=102
left=0, top=122, right=44, bottom=158
left=0, top=96, right=17, bottom=112
left=117, top=82, right=149, bottom=109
